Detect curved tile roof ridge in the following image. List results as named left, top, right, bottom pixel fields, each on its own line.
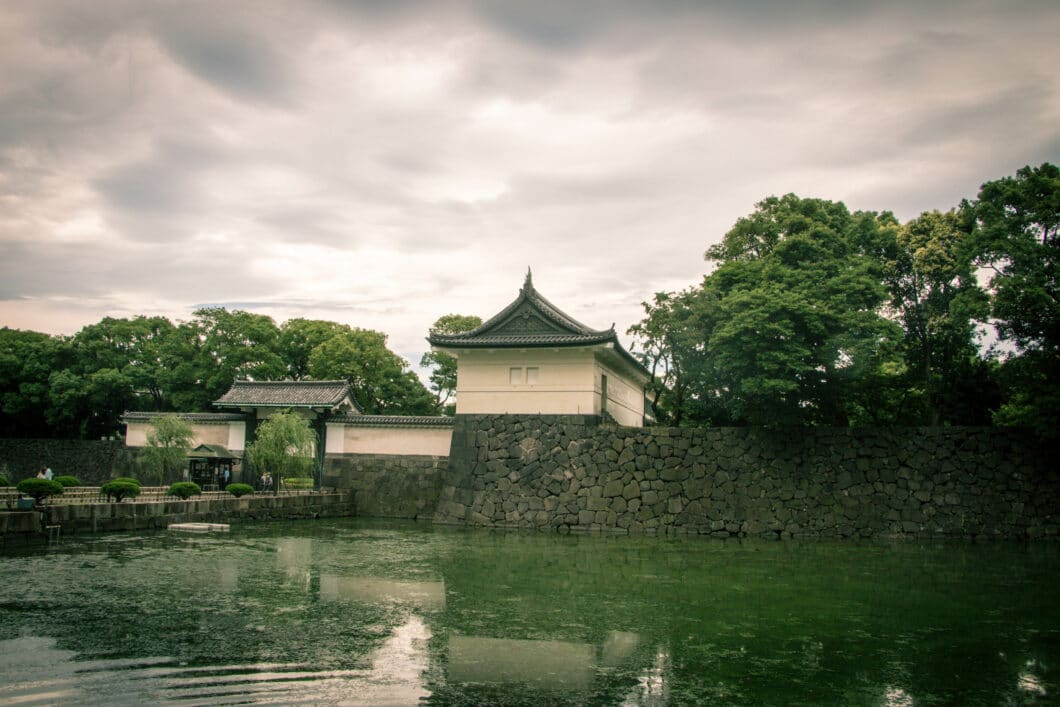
left=428, top=270, right=613, bottom=344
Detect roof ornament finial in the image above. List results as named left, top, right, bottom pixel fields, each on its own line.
left=522, top=267, right=533, bottom=292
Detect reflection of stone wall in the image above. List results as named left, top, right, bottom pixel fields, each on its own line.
left=324, top=453, right=446, bottom=520
left=0, top=439, right=138, bottom=484
left=437, top=415, right=1060, bottom=539
left=2, top=492, right=353, bottom=543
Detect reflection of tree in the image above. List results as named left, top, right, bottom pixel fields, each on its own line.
left=426, top=532, right=1059, bottom=705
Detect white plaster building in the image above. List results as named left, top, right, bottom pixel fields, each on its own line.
left=428, top=271, right=650, bottom=427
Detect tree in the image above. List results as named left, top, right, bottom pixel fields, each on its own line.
left=970, top=162, right=1059, bottom=353
left=69, top=316, right=176, bottom=411
left=0, top=328, right=61, bottom=437
left=184, top=308, right=286, bottom=405
left=699, top=195, right=901, bottom=426
left=279, top=319, right=350, bottom=380
left=878, top=210, right=993, bottom=424
left=969, top=162, right=1060, bottom=435
left=245, top=410, right=317, bottom=482
left=139, top=415, right=194, bottom=485
left=420, top=314, right=482, bottom=413
left=628, top=290, right=716, bottom=426
left=16, top=478, right=63, bottom=505
left=308, top=327, right=435, bottom=414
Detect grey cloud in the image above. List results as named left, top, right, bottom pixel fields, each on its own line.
left=150, top=11, right=294, bottom=105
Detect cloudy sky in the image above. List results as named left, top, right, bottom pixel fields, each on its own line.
left=2, top=1, right=1058, bottom=367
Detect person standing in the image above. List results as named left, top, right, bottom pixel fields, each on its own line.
left=44, top=466, right=53, bottom=480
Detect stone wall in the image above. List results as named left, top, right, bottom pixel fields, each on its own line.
left=436, top=415, right=1059, bottom=539
left=324, top=453, right=446, bottom=520
left=0, top=492, right=353, bottom=545
left=0, top=439, right=138, bottom=485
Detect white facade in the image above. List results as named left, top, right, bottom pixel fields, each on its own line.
left=326, top=421, right=453, bottom=456
left=451, top=347, right=647, bottom=427
left=125, top=417, right=246, bottom=451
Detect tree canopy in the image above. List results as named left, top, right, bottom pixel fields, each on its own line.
left=420, top=314, right=482, bottom=414
left=0, top=309, right=437, bottom=439
left=630, top=163, right=1057, bottom=433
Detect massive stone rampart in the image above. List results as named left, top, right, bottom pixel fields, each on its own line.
left=324, top=453, right=446, bottom=520
left=435, top=415, right=1059, bottom=539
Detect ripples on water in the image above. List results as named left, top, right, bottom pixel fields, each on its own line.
left=0, top=520, right=1057, bottom=705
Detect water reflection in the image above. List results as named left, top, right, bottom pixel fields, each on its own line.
left=320, top=576, right=445, bottom=611
left=449, top=636, right=595, bottom=689
left=0, top=520, right=1057, bottom=705
left=0, top=620, right=433, bottom=705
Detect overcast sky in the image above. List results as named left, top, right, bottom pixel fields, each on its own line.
left=2, top=1, right=1058, bottom=367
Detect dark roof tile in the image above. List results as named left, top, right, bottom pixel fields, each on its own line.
left=214, top=380, right=359, bottom=410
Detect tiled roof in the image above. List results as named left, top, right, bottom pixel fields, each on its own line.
left=214, top=380, right=359, bottom=410
left=329, top=414, right=454, bottom=428
left=187, top=444, right=241, bottom=459
left=122, top=412, right=246, bottom=423
left=427, top=270, right=649, bottom=378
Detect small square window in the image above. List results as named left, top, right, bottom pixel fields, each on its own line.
left=526, top=367, right=539, bottom=384
left=509, top=367, right=523, bottom=385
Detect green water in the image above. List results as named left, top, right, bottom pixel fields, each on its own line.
left=0, top=520, right=1057, bottom=705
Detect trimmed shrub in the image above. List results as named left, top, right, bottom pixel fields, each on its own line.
left=54, top=475, right=81, bottom=488
left=283, top=477, right=314, bottom=490
left=167, top=482, right=202, bottom=499
left=226, top=483, right=254, bottom=498
left=101, top=480, right=141, bottom=502
left=16, top=478, right=64, bottom=504
left=112, top=477, right=142, bottom=487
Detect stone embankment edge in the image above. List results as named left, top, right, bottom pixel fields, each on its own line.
left=0, top=492, right=354, bottom=545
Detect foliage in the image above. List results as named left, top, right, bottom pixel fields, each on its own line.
left=184, top=308, right=286, bottom=406
left=969, top=162, right=1059, bottom=353
left=111, top=476, right=142, bottom=486
left=0, top=328, right=62, bottom=438
left=16, top=478, right=64, bottom=503
left=138, top=415, right=194, bottom=485
left=101, top=479, right=141, bottom=502
left=309, top=327, right=435, bottom=414
left=278, top=319, right=350, bottom=380
left=698, top=195, right=900, bottom=426
left=167, top=481, right=202, bottom=499
left=54, top=475, right=81, bottom=487
left=421, top=314, right=482, bottom=412
left=629, top=289, right=716, bottom=426
left=282, top=477, right=314, bottom=490
left=877, top=209, right=995, bottom=424
left=226, top=483, right=254, bottom=497
left=0, top=474, right=9, bottom=486
left=244, top=410, right=317, bottom=480
left=967, top=163, right=1059, bottom=436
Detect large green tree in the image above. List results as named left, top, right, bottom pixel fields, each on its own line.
left=279, top=318, right=350, bottom=380
left=878, top=210, right=994, bottom=424
left=699, top=195, right=901, bottom=426
left=308, top=327, right=435, bottom=415
left=0, top=328, right=61, bottom=437
left=628, top=289, right=719, bottom=426
left=420, top=314, right=482, bottom=413
left=171, top=308, right=286, bottom=408
left=968, top=162, right=1060, bottom=435
left=68, top=316, right=176, bottom=411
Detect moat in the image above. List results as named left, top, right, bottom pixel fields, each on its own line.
left=1, top=518, right=1056, bottom=705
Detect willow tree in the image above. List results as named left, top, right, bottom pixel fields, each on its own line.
left=244, top=410, right=316, bottom=482
left=139, top=415, right=194, bottom=485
